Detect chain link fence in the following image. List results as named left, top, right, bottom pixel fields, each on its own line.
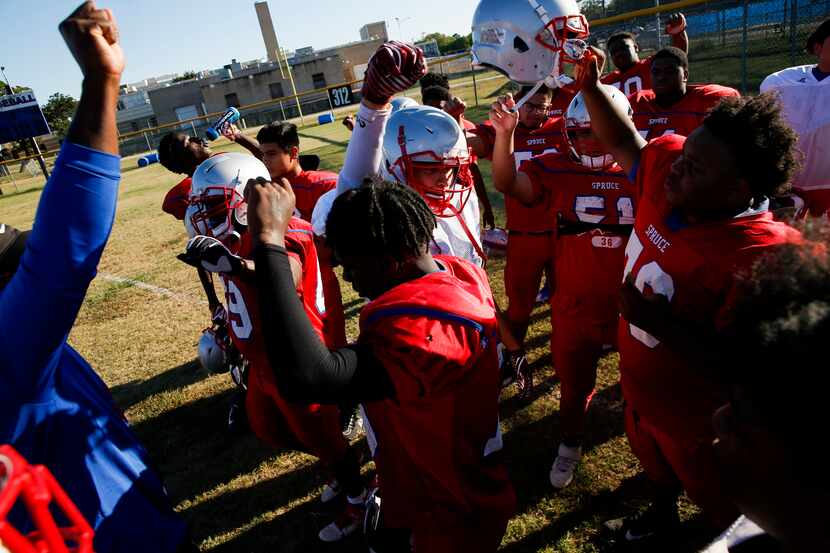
left=589, top=0, right=830, bottom=93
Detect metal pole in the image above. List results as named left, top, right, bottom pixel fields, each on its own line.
left=31, top=139, right=49, bottom=179
left=279, top=99, right=286, bottom=121
left=741, top=0, right=749, bottom=94
left=326, top=90, right=335, bottom=119
left=143, top=132, right=152, bottom=152
left=655, top=0, right=663, bottom=49
left=190, top=120, right=197, bottom=136
left=470, top=58, right=479, bottom=107
left=789, top=0, right=798, bottom=66
left=281, top=47, right=304, bottom=125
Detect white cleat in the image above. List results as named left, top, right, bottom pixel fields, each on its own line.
left=549, top=443, right=581, bottom=489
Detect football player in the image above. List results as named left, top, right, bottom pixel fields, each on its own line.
left=630, top=47, right=739, bottom=140
left=702, top=234, right=830, bottom=552
left=183, top=153, right=366, bottom=543
left=420, top=73, right=497, bottom=230
left=158, top=132, right=214, bottom=220
left=465, top=84, right=571, bottom=367
left=578, top=48, right=802, bottom=538
left=490, top=86, right=637, bottom=488
left=760, top=18, right=830, bottom=217
left=601, top=13, right=689, bottom=95
left=246, top=177, right=516, bottom=553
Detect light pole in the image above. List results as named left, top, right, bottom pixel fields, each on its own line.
left=393, top=17, right=412, bottom=42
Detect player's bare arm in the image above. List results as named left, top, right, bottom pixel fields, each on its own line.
left=490, top=94, right=538, bottom=206
left=223, top=123, right=264, bottom=160
left=577, top=47, right=646, bottom=175
left=61, top=0, right=125, bottom=155
left=666, top=13, right=689, bottom=54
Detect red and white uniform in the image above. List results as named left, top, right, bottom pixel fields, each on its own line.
left=522, top=153, right=635, bottom=437
left=222, top=222, right=348, bottom=464
left=288, top=170, right=337, bottom=222
left=288, top=170, right=345, bottom=346
left=630, top=84, right=740, bottom=141
left=474, top=116, right=567, bottom=338
left=547, top=87, right=577, bottom=119
left=359, top=255, right=515, bottom=552
left=619, top=135, right=801, bottom=527
left=162, top=177, right=192, bottom=220
left=761, top=65, right=830, bottom=216
left=601, top=56, right=654, bottom=96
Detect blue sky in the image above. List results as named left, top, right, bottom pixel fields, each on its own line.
left=0, top=0, right=481, bottom=102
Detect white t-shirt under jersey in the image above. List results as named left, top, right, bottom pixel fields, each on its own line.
left=431, top=187, right=484, bottom=268
left=760, top=65, right=830, bottom=192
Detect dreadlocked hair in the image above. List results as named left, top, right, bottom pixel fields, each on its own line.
left=325, top=178, right=437, bottom=262
left=703, top=93, right=800, bottom=200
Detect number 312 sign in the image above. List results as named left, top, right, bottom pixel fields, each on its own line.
left=328, top=86, right=355, bottom=108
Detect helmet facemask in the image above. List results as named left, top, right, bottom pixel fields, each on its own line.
left=565, top=124, right=615, bottom=171
left=188, top=184, right=247, bottom=242
left=391, top=125, right=474, bottom=218
left=535, top=13, right=590, bottom=90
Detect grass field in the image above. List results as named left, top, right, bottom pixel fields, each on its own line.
left=0, top=73, right=721, bottom=552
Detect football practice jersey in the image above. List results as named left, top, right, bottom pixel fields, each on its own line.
left=522, top=153, right=634, bottom=323
left=618, top=135, right=801, bottom=441
left=760, top=65, right=830, bottom=195
left=433, top=189, right=485, bottom=267
left=601, top=56, right=654, bottom=96
left=474, top=117, right=566, bottom=232
left=358, top=254, right=515, bottom=533
left=289, top=170, right=338, bottom=222
left=630, top=84, right=740, bottom=141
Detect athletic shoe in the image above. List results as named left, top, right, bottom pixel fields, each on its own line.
left=226, top=391, right=248, bottom=435
left=549, top=443, right=581, bottom=489
left=320, top=478, right=341, bottom=504
left=319, top=497, right=365, bottom=542
left=622, top=501, right=680, bottom=541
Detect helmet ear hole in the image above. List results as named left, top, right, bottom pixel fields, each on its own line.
left=514, top=36, right=530, bottom=53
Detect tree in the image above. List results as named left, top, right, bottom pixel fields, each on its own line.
left=41, top=92, right=78, bottom=139
left=419, top=32, right=473, bottom=55
left=172, top=71, right=198, bottom=83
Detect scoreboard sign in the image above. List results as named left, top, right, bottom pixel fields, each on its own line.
left=328, top=85, right=355, bottom=108
left=0, top=90, right=51, bottom=143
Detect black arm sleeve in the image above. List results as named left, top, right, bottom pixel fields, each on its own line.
left=253, top=243, right=394, bottom=404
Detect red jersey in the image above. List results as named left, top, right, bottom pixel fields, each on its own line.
left=162, top=177, right=191, bottom=220
left=630, top=84, right=740, bottom=141
left=289, top=170, right=337, bottom=222
left=475, top=117, right=566, bottom=232
left=523, top=153, right=635, bottom=324
left=601, top=56, right=653, bottom=96
left=618, top=135, right=801, bottom=440
left=359, top=255, right=515, bottom=532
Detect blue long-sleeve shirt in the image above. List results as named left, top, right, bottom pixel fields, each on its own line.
left=0, top=142, right=188, bottom=552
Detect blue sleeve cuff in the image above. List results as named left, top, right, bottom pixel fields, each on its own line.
left=56, top=142, right=121, bottom=180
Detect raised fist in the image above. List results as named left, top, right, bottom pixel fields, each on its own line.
left=665, top=13, right=687, bottom=35
left=59, top=1, right=125, bottom=79
left=361, top=41, right=427, bottom=106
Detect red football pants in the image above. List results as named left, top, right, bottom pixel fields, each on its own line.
left=504, top=231, right=554, bottom=343
left=624, top=405, right=738, bottom=530
left=413, top=513, right=508, bottom=553
left=551, top=311, right=616, bottom=440
left=246, top=368, right=348, bottom=467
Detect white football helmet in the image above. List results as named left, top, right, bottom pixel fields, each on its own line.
left=390, top=96, right=418, bottom=113
left=311, top=188, right=338, bottom=237
left=564, top=85, right=633, bottom=170
left=198, top=327, right=231, bottom=374
left=188, top=153, right=269, bottom=241
left=471, top=0, right=589, bottom=89
left=383, top=105, right=473, bottom=218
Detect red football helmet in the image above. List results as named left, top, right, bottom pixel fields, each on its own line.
left=0, top=445, right=94, bottom=553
